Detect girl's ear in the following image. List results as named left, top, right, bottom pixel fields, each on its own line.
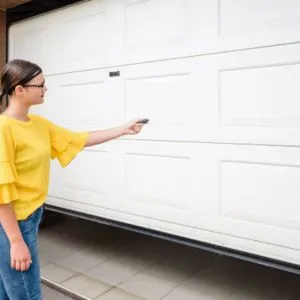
left=15, top=85, right=23, bottom=95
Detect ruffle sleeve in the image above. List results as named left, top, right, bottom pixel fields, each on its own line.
left=0, top=120, right=19, bottom=204
left=50, top=124, right=89, bottom=167
left=0, top=162, right=19, bottom=204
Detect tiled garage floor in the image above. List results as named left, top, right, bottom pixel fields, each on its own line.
left=39, top=212, right=300, bottom=300
left=43, top=285, right=72, bottom=300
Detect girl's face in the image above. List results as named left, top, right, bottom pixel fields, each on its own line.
left=15, top=73, right=47, bottom=106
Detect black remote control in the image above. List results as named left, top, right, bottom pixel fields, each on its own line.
left=137, top=119, right=149, bottom=124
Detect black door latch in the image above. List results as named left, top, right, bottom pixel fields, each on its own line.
left=109, top=71, right=120, bottom=77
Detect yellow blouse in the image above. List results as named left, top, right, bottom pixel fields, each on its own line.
left=0, top=114, right=88, bottom=220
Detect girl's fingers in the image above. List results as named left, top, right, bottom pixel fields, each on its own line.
left=11, top=259, right=16, bottom=269
left=25, top=260, right=31, bottom=271
left=15, top=261, right=21, bottom=271
left=20, top=261, right=27, bottom=272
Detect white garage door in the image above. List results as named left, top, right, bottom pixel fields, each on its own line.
left=9, top=0, right=300, bottom=266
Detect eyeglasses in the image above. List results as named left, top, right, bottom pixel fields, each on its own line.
left=22, top=83, right=46, bottom=89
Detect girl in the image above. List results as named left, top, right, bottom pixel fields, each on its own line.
left=0, top=59, right=145, bottom=300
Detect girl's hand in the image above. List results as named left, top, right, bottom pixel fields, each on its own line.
left=122, top=119, right=147, bottom=135
left=10, top=239, right=32, bottom=272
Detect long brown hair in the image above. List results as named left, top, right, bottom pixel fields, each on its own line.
left=0, top=59, right=42, bottom=106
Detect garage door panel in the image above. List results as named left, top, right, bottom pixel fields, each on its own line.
left=125, top=73, right=191, bottom=125
left=60, top=148, right=122, bottom=208
left=217, top=146, right=300, bottom=249
left=220, top=0, right=300, bottom=36
left=124, top=0, right=219, bottom=62
left=9, top=30, right=44, bottom=66
left=189, top=143, right=300, bottom=249
left=214, top=44, right=300, bottom=146
left=123, top=60, right=218, bottom=141
left=119, top=140, right=201, bottom=223
left=125, top=153, right=190, bottom=209
left=48, top=144, right=124, bottom=210
left=9, top=3, right=125, bottom=74
left=220, top=64, right=300, bottom=128
left=221, top=160, right=300, bottom=230
left=42, top=13, right=107, bottom=73
left=32, top=70, right=125, bottom=129
left=125, top=0, right=186, bottom=47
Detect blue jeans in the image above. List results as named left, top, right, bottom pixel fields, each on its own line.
left=0, top=206, right=43, bottom=300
